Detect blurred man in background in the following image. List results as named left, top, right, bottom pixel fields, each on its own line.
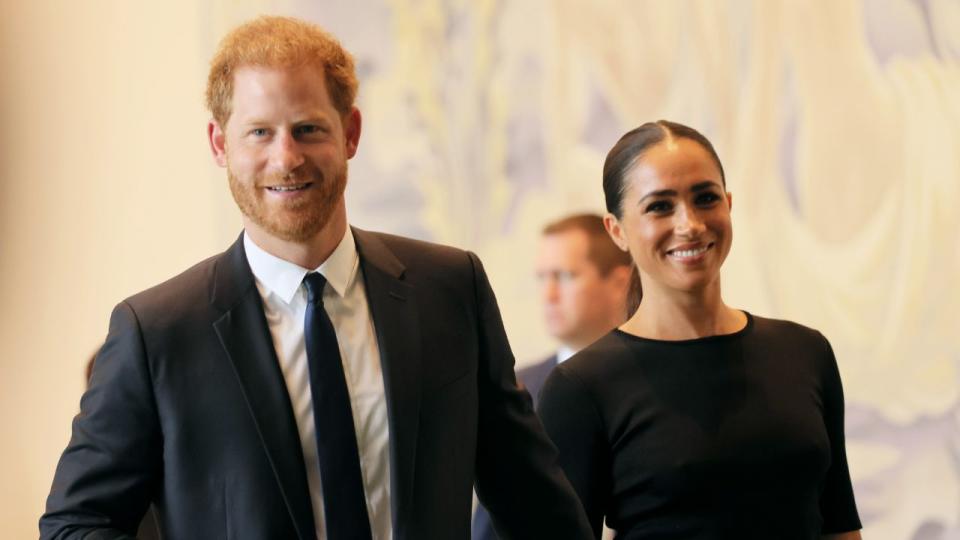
left=473, top=213, right=635, bottom=539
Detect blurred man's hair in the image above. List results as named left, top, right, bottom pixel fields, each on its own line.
left=542, top=213, right=641, bottom=313
left=542, top=214, right=631, bottom=275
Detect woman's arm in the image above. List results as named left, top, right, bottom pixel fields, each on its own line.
left=538, top=366, right=610, bottom=539
left=816, top=332, right=863, bottom=539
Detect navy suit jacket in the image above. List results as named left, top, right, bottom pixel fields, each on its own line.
left=41, top=230, right=591, bottom=540
left=472, top=354, right=560, bottom=540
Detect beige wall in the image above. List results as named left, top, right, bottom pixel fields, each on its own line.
left=0, top=2, right=233, bottom=536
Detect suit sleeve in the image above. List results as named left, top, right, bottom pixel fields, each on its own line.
left=467, top=252, right=593, bottom=540
left=40, top=301, right=162, bottom=540
left=815, top=333, right=862, bottom=533
left=538, top=366, right=609, bottom=539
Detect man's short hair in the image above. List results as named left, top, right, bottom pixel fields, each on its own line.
left=542, top=214, right=632, bottom=276
left=206, top=16, right=358, bottom=127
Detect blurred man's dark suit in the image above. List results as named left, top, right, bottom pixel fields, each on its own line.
left=41, top=229, right=591, bottom=540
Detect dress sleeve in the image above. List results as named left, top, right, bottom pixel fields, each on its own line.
left=815, top=332, right=862, bottom=534
left=538, top=365, right=610, bottom=539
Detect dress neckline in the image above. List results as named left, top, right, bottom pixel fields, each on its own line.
left=613, top=311, right=754, bottom=345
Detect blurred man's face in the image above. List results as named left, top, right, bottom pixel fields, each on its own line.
left=536, top=229, right=626, bottom=350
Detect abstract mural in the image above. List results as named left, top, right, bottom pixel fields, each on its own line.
left=276, top=1, right=960, bottom=537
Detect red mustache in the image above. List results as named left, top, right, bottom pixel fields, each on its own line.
left=258, top=168, right=323, bottom=188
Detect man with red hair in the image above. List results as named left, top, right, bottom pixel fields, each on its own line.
left=41, top=16, right=591, bottom=540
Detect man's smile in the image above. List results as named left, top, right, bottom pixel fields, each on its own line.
left=266, top=182, right=313, bottom=192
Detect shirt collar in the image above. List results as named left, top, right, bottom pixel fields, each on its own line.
left=556, top=346, right=577, bottom=364
left=243, top=227, right=360, bottom=305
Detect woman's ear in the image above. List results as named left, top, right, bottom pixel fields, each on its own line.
left=603, top=213, right=629, bottom=252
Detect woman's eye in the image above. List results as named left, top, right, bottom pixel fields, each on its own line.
left=644, top=200, right=672, bottom=214
left=695, top=192, right=721, bottom=206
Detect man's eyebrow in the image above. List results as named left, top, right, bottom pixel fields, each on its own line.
left=236, top=117, right=269, bottom=127
left=236, top=114, right=333, bottom=127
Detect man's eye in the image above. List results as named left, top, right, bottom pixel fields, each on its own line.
left=295, top=125, right=321, bottom=135
left=644, top=200, right=672, bottom=214
left=251, top=128, right=268, bottom=137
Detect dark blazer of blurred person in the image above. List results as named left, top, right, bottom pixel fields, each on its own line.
left=472, top=214, right=635, bottom=540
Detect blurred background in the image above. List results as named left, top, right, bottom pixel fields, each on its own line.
left=2, top=0, right=958, bottom=538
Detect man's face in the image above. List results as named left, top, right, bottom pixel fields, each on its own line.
left=535, top=229, right=626, bottom=349
left=208, top=64, right=361, bottom=243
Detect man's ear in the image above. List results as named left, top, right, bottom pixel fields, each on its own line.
left=603, top=213, right=629, bottom=252
left=208, top=120, right=227, bottom=168
left=343, top=107, right=362, bottom=159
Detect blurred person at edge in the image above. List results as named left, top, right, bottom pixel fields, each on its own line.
left=538, top=121, right=863, bottom=540
left=473, top=213, right=635, bottom=540
left=40, top=15, right=593, bottom=540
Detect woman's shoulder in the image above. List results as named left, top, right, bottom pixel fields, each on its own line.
left=748, top=313, right=832, bottom=348
left=540, top=333, right=639, bottom=422
left=746, top=314, right=840, bottom=379
left=553, top=331, right=647, bottom=388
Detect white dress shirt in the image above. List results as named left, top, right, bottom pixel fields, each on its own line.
left=244, top=229, right=392, bottom=539
left=556, top=345, right=576, bottom=364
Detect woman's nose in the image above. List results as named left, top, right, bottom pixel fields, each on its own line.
left=675, top=205, right=706, bottom=236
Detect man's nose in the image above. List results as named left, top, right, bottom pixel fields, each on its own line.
left=541, top=278, right=559, bottom=303
left=271, top=131, right=305, bottom=174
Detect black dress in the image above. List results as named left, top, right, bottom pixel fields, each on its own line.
left=538, top=313, right=861, bottom=539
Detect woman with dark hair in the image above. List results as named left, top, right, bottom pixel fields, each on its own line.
left=538, top=121, right=862, bottom=539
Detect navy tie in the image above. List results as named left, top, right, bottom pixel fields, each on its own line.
left=302, top=273, right=373, bottom=540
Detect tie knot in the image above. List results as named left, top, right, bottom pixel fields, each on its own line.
left=302, top=273, right=328, bottom=305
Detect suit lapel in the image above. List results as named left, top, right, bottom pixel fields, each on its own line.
left=353, top=228, right=422, bottom=533
left=210, top=235, right=316, bottom=540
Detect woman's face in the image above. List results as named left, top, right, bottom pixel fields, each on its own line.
left=605, top=137, right=732, bottom=295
